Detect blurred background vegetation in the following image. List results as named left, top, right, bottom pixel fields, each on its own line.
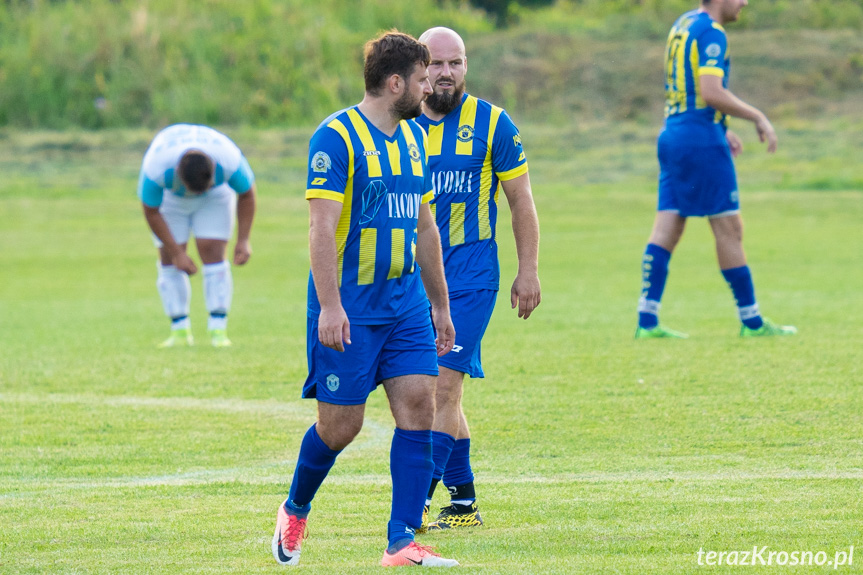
left=1, top=0, right=862, bottom=129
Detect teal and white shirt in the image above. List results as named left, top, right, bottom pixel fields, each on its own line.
left=137, top=124, right=255, bottom=208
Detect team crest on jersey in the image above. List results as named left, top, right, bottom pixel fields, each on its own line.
left=706, top=43, right=722, bottom=58
left=408, top=143, right=421, bottom=163
left=457, top=125, right=474, bottom=143
left=311, top=151, right=331, bottom=173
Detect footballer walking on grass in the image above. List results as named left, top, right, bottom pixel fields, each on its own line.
left=415, top=27, right=541, bottom=531
left=272, top=31, right=459, bottom=568
left=138, top=124, right=257, bottom=348
left=635, top=0, right=796, bottom=339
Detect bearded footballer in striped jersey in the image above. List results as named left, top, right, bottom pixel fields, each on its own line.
left=415, top=27, right=541, bottom=531
left=271, top=30, right=459, bottom=568
left=635, top=0, right=796, bottom=339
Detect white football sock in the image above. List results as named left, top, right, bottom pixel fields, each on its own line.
left=156, top=262, right=191, bottom=325
left=203, top=260, right=232, bottom=330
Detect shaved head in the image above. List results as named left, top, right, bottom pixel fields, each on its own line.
left=419, top=27, right=468, bottom=117
left=418, top=26, right=466, bottom=53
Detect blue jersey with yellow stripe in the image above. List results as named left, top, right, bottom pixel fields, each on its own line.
left=416, top=93, right=527, bottom=292
left=305, top=106, right=434, bottom=325
left=664, top=9, right=730, bottom=130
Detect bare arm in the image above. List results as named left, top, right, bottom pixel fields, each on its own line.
left=501, top=172, right=541, bottom=319
left=234, top=183, right=256, bottom=265
left=309, top=198, right=350, bottom=352
left=415, top=204, right=454, bottom=356
left=142, top=204, right=197, bottom=274
left=700, top=75, right=777, bottom=153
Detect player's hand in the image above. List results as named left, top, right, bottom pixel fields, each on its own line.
left=726, top=130, right=743, bottom=158
left=234, top=238, right=252, bottom=266
left=319, top=305, right=351, bottom=352
left=431, top=308, right=455, bottom=357
left=755, top=115, right=778, bottom=153
left=511, top=272, right=541, bottom=319
left=172, top=252, right=198, bottom=275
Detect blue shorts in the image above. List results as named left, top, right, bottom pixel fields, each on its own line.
left=303, top=308, right=439, bottom=405
left=438, top=289, right=497, bottom=379
left=657, top=128, right=739, bottom=218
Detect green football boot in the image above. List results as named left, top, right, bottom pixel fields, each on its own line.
left=158, top=328, right=194, bottom=348
left=740, top=318, right=797, bottom=337
left=209, top=328, right=232, bottom=347
left=634, top=325, right=689, bottom=339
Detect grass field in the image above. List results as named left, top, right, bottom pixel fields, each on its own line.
left=1, top=119, right=862, bottom=574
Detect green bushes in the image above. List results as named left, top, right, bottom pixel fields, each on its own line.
left=1, top=0, right=860, bottom=129
left=0, top=0, right=488, bottom=129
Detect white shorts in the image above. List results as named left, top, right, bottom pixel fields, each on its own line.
left=152, top=184, right=236, bottom=247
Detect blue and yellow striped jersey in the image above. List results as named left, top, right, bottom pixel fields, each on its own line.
left=305, top=106, right=434, bottom=324
left=664, top=9, right=730, bottom=127
left=416, top=93, right=527, bottom=292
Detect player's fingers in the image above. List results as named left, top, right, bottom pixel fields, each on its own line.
left=435, top=325, right=452, bottom=356
left=523, top=292, right=542, bottom=319
left=342, top=321, right=351, bottom=347
left=511, top=287, right=518, bottom=309
left=331, top=328, right=344, bottom=352
left=320, top=325, right=342, bottom=352
left=438, top=335, right=453, bottom=356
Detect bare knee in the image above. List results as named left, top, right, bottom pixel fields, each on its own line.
left=316, top=404, right=364, bottom=450
left=710, top=215, right=745, bottom=247
left=385, top=375, right=436, bottom=430
left=400, top=392, right=434, bottom=429
left=435, top=369, right=464, bottom=411
left=316, top=419, right=362, bottom=451
left=648, top=212, right=686, bottom=251
left=196, top=239, right=228, bottom=264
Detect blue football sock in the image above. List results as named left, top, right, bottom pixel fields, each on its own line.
left=287, top=424, right=341, bottom=510
left=387, top=428, right=433, bottom=548
left=428, top=431, right=454, bottom=500
left=430, top=431, right=455, bottom=482
left=442, top=438, right=474, bottom=493
left=638, top=243, right=672, bottom=329
left=721, top=265, right=763, bottom=329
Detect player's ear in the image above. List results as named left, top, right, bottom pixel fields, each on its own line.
left=388, top=74, right=403, bottom=95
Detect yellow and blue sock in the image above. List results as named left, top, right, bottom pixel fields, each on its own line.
left=638, top=243, right=671, bottom=329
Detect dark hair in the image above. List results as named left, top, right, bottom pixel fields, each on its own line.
left=363, top=30, right=430, bottom=96
left=178, top=150, right=213, bottom=192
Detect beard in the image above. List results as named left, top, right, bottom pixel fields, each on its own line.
left=425, top=80, right=465, bottom=116
left=391, top=89, right=424, bottom=121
